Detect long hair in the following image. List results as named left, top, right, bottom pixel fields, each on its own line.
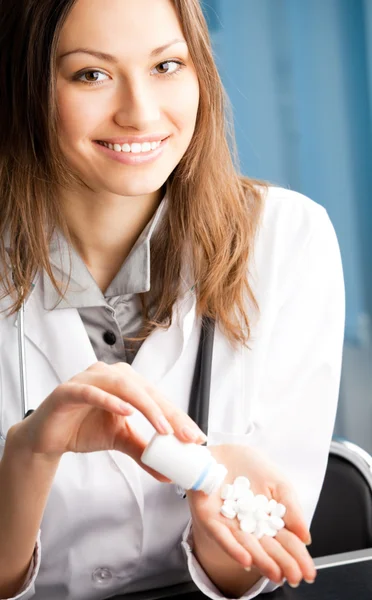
left=0, top=0, right=266, bottom=350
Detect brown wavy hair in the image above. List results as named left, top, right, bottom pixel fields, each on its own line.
left=0, top=0, right=266, bottom=350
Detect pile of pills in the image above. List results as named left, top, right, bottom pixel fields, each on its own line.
left=220, top=476, right=286, bottom=540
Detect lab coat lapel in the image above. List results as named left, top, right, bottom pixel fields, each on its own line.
left=19, top=273, right=98, bottom=383
left=129, top=242, right=197, bottom=382
left=130, top=286, right=196, bottom=383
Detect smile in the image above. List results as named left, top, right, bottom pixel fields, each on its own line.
left=96, top=140, right=163, bottom=153
left=93, top=136, right=169, bottom=166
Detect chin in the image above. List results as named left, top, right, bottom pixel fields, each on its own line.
left=102, top=170, right=171, bottom=196
left=99, top=179, right=167, bottom=198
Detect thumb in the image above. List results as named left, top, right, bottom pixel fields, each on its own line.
left=276, top=482, right=311, bottom=545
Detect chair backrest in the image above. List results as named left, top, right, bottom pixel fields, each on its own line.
left=309, top=438, right=372, bottom=558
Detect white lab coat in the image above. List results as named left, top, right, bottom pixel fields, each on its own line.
left=0, top=187, right=345, bottom=600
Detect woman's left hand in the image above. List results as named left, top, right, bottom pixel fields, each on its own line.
left=186, top=444, right=316, bottom=588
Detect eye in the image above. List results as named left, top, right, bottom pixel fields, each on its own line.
left=151, top=60, right=185, bottom=78
left=75, top=70, right=109, bottom=86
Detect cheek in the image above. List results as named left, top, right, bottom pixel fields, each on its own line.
left=56, top=84, right=104, bottom=140
left=165, top=77, right=200, bottom=134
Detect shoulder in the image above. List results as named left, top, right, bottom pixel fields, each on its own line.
left=254, top=185, right=335, bottom=258
left=258, top=185, right=329, bottom=239
left=250, top=185, right=341, bottom=303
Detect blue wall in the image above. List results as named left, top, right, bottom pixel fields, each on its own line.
left=202, top=0, right=372, bottom=344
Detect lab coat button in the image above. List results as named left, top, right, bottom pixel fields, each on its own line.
left=103, top=331, right=117, bottom=345
left=92, top=567, right=113, bottom=585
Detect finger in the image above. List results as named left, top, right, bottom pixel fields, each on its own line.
left=207, top=520, right=252, bottom=569
left=260, top=535, right=302, bottom=587
left=140, top=380, right=208, bottom=444
left=84, top=367, right=176, bottom=437
left=111, top=363, right=207, bottom=443
left=275, top=528, right=316, bottom=583
left=276, top=482, right=310, bottom=544
left=57, top=382, right=135, bottom=417
left=235, top=529, right=282, bottom=583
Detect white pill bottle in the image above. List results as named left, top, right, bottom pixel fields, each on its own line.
left=141, top=432, right=228, bottom=495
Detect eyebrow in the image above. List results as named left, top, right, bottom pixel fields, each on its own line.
left=58, top=38, right=187, bottom=63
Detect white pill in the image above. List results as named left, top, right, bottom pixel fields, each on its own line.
left=254, top=520, right=267, bottom=540
left=220, top=504, right=237, bottom=519
left=240, top=516, right=257, bottom=534
left=269, top=515, right=285, bottom=531
left=233, top=476, right=251, bottom=487
left=220, top=483, right=234, bottom=501
left=254, top=508, right=269, bottom=522
left=254, top=494, right=269, bottom=509
left=263, top=524, right=278, bottom=537
left=233, top=476, right=251, bottom=499
left=267, top=499, right=277, bottom=513
left=224, top=498, right=238, bottom=510
left=236, top=494, right=255, bottom=513
left=239, top=489, right=254, bottom=502
left=272, top=503, right=286, bottom=518
left=237, top=511, right=252, bottom=521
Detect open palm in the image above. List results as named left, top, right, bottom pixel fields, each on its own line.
left=186, top=444, right=315, bottom=586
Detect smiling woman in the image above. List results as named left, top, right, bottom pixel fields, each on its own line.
left=0, top=1, right=344, bottom=600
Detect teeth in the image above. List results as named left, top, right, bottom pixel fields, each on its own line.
left=99, top=140, right=162, bottom=153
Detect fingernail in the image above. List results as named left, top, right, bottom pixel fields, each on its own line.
left=157, top=415, right=174, bottom=435
left=244, top=567, right=251, bottom=572
left=305, top=579, right=315, bottom=584
left=306, top=534, right=312, bottom=546
left=181, top=426, right=200, bottom=441
left=288, top=582, right=300, bottom=588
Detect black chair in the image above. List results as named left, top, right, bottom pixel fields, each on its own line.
left=309, top=438, right=372, bottom=558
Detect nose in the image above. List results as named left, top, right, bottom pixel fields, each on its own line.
left=113, top=78, right=161, bottom=130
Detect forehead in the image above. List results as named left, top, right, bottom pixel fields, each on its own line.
left=58, top=0, right=184, bottom=54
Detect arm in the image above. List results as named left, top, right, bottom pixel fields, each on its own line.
left=0, top=423, right=61, bottom=598
left=182, top=204, right=345, bottom=598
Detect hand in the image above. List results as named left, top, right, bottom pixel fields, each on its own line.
left=187, top=444, right=316, bottom=588
left=11, top=361, right=207, bottom=480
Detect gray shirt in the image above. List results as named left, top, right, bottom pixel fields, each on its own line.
left=42, top=194, right=167, bottom=365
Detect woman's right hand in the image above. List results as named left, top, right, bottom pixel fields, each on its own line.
left=11, top=361, right=207, bottom=481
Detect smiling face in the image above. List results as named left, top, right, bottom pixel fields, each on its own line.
left=56, top=0, right=200, bottom=198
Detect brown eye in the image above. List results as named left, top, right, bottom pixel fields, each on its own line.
left=84, top=71, right=100, bottom=82
left=152, top=60, right=184, bottom=78
left=75, top=70, right=108, bottom=86
left=156, top=62, right=172, bottom=74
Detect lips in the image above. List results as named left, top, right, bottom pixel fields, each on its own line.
left=95, top=134, right=170, bottom=145
left=94, top=133, right=169, bottom=165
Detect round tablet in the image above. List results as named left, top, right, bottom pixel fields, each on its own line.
left=240, top=516, right=256, bottom=534
left=220, top=504, right=237, bottom=519
left=272, top=503, right=286, bottom=518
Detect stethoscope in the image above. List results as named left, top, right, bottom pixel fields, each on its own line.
left=1, top=294, right=216, bottom=445
left=0, top=296, right=31, bottom=443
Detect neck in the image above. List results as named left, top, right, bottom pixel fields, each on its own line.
left=59, top=186, right=164, bottom=292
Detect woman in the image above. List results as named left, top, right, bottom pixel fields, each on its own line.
left=0, top=0, right=345, bottom=599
